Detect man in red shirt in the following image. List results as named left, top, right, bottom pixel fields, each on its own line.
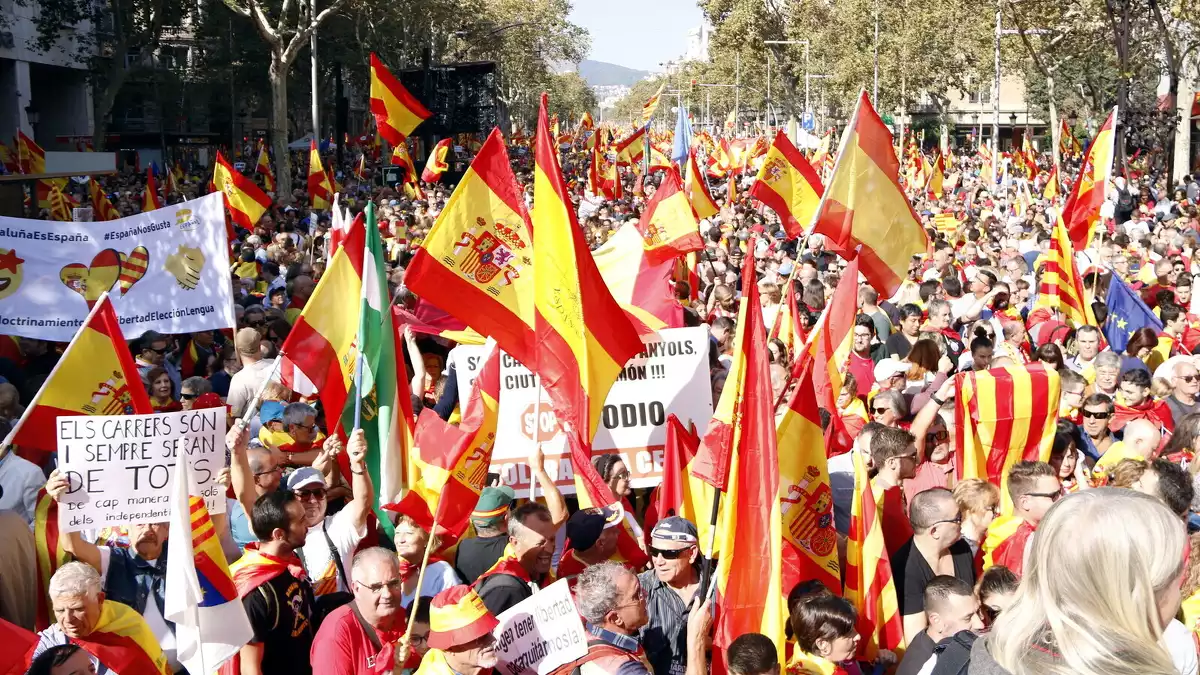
left=987, top=461, right=1061, bottom=577
left=310, top=547, right=411, bottom=674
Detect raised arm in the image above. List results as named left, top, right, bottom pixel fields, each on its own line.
left=44, top=469, right=101, bottom=571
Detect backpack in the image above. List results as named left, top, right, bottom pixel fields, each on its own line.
left=930, top=630, right=978, bottom=675
left=1117, top=188, right=1135, bottom=212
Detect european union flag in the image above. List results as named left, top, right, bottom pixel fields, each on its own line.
left=672, top=105, right=692, bottom=166
left=1104, top=274, right=1161, bottom=354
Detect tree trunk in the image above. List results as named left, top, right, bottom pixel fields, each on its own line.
left=270, top=54, right=292, bottom=198
left=1176, top=66, right=1194, bottom=182
left=1047, top=75, right=1060, bottom=170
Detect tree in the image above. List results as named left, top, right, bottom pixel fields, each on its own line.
left=222, top=0, right=350, bottom=196
left=544, top=72, right=597, bottom=123
left=611, top=78, right=668, bottom=126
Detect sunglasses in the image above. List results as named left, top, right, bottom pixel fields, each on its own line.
left=1024, top=490, right=1063, bottom=502
left=294, top=487, right=327, bottom=501
left=1080, top=410, right=1111, bottom=420
left=926, top=429, right=950, bottom=444
left=181, top=392, right=198, bottom=400
left=649, top=546, right=694, bottom=560
left=147, top=346, right=168, bottom=354
left=1178, top=374, right=1200, bottom=383
left=872, top=407, right=891, bottom=415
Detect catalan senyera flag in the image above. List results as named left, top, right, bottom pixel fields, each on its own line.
left=1061, top=107, right=1117, bottom=251
left=616, top=126, right=648, bottom=166
left=635, top=168, right=703, bottom=265
left=33, top=489, right=67, bottom=631
left=422, top=138, right=453, bottom=183
left=3, top=294, right=152, bottom=456
left=593, top=223, right=684, bottom=333
left=955, top=363, right=1060, bottom=513
left=143, top=168, right=163, bottom=212
left=933, top=213, right=960, bottom=241
left=212, top=151, right=271, bottom=229
left=404, top=128, right=538, bottom=366
left=927, top=152, right=946, bottom=199
left=47, top=183, right=73, bottom=221
left=255, top=144, right=275, bottom=192
left=308, top=141, right=333, bottom=209
left=387, top=343, right=500, bottom=537
left=846, top=451, right=905, bottom=659
left=71, top=600, right=171, bottom=675
left=369, top=52, right=432, bottom=144
left=809, top=91, right=929, bottom=296
left=1043, top=164, right=1060, bottom=201
left=1035, top=216, right=1096, bottom=327
left=685, top=149, right=719, bottom=220
left=164, top=453, right=253, bottom=675
left=750, top=130, right=825, bottom=239
left=642, top=83, right=666, bottom=126
left=533, top=92, right=644, bottom=506
left=704, top=243, right=787, bottom=666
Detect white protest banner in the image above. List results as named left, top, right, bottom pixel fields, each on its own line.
left=492, top=579, right=587, bottom=675
left=455, top=326, right=712, bottom=494
left=0, top=192, right=235, bottom=341
left=56, top=408, right=227, bottom=532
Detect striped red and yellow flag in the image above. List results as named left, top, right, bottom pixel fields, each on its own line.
left=635, top=168, right=703, bottom=265
left=404, top=128, right=537, bottom=365
left=421, top=138, right=453, bottom=183
left=0, top=139, right=17, bottom=174
left=1061, top=108, right=1117, bottom=251
left=1035, top=216, right=1096, bottom=327
left=769, top=278, right=803, bottom=359
left=255, top=143, right=275, bottom=192
left=89, top=179, right=121, bottom=221
left=593, top=223, right=684, bottom=334
left=308, top=141, right=333, bottom=209
left=955, top=363, right=1061, bottom=513
left=212, top=151, right=270, bottom=229
left=532, top=92, right=644, bottom=505
left=933, top=212, right=959, bottom=240
left=685, top=149, right=719, bottom=220
left=846, top=450, right=905, bottom=659
left=704, top=247, right=787, bottom=666
left=73, top=600, right=171, bottom=675
left=33, top=489, right=67, bottom=631
left=142, top=168, right=163, bottom=212
left=750, top=130, right=825, bottom=238
left=803, top=256, right=860, bottom=414
left=642, top=83, right=666, bottom=126
left=810, top=91, right=929, bottom=296
left=369, top=53, right=431, bottom=145
left=164, top=167, right=180, bottom=197
left=927, top=152, right=946, bottom=199
left=47, top=182, right=73, bottom=221
left=579, top=111, right=595, bottom=132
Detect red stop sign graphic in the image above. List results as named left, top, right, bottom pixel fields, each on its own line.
left=520, top=402, right=560, bottom=442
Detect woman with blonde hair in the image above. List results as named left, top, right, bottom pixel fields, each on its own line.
left=969, top=488, right=1188, bottom=675
left=952, top=478, right=999, bottom=555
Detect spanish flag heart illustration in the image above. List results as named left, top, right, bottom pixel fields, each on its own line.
left=59, top=249, right=122, bottom=309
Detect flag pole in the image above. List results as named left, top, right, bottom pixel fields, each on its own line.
left=240, top=356, right=284, bottom=425
left=696, top=488, right=723, bottom=601
left=352, top=202, right=375, bottom=432
left=399, top=503, right=441, bottom=655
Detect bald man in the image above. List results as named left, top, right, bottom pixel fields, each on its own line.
left=1093, top=418, right=1163, bottom=485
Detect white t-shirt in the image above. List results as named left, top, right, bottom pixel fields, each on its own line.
left=226, top=358, right=277, bottom=418
left=400, top=560, right=461, bottom=609
left=299, top=506, right=367, bottom=594
left=1165, top=618, right=1199, bottom=675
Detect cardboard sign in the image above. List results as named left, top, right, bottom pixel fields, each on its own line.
left=56, top=408, right=228, bottom=531
left=492, top=579, right=587, bottom=675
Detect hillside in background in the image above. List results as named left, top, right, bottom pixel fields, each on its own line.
left=573, top=59, right=651, bottom=87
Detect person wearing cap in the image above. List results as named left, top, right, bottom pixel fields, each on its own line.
left=311, top=547, right=413, bottom=675
left=416, top=586, right=500, bottom=675
left=638, top=517, right=701, bottom=675
left=551, top=561, right=652, bottom=675
left=874, top=358, right=912, bottom=396
left=227, top=327, right=277, bottom=419
left=557, top=506, right=624, bottom=581
left=454, top=486, right=517, bottom=584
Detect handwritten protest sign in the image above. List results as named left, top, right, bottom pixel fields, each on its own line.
left=56, top=408, right=227, bottom=532
left=492, top=579, right=587, bottom=675
left=452, top=326, right=713, bottom=493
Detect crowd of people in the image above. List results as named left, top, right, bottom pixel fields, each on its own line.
left=3, top=122, right=1200, bottom=675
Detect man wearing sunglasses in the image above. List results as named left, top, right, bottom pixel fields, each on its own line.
left=638, top=517, right=701, bottom=675
left=988, top=461, right=1060, bottom=577
left=134, top=330, right=180, bottom=400
left=1167, top=361, right=1200, bottom=422
left=1077, top=393, right=1116, bottom=461
left=892, top=488, right=975, bottom=644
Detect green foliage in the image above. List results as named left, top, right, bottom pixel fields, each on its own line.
left=544, top=71, right=597, bottom=122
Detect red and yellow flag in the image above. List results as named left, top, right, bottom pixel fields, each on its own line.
left=532, top=92, right=644, bottom=505
left=1060, top=118, right=1084, bottom=157
left=16, top=131, right=44, bottom=174
left=642, top=83, right=666, bottom=126
left=1043, top=164, right=1060, bottom=201
left=308, top=141, right=333, bottom=209
left=635, top=168, right=703, bottom=265
left=212, top=151, right=271, bottom=229
left=164, top=166, right=180, bottom=197
left=579, top=111, right=595, bottom=132
left=369, top=53, right=432, bottom=145
left=615, top=126, right=647, bottom=166
left=46, top=183, right=73, bottom=221
left=422, top=138, right=453, bottom=183
left=405, top=129, right=537, bottom=364
left=255, top=143, right=275, bottom=192
left=846, top=451, right=905, bottom=659
left=90, top=179, right=121, bottom=221
left=685, top=149, right=719, bottom=220
left=810, top=91, right=929, bottom=296
left=0, top=139, right=17, bottom=174
left=593, top=222, right=684, bottom=334
left=927, top=152, right=946, bottom=199
left=750, top=130, right=825, bottom=238
left=143, top=168, right=163, bottom=212
left=955, top=363, right=1061, bottom=513
left=1035, top=216, right=1096, bottom=327
left=73, top=600, right=171, bottom=675
left=1061, top=107, right=1117, bottom=251
left=33, top=489, right=67, bottom=631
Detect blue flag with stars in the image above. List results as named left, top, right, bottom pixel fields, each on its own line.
left=1104, top=273, right=1161, bottom=354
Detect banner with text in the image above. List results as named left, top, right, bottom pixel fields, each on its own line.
left=0, top=192, right=235, bottom=341
left=492, top=579, right=587, bottom=675
left=56, top=408, right=227, bottom=531
left=452, top=326, right=713, bottom=493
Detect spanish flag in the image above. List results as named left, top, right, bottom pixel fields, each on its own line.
left=73, top=600, right=171, bottom=675
left=1060, top=118, right=1084, bottom=157
left=642, top=83, right=666, bottom=126
left=369, top=53, right=432, bottom=144
left=579, top=111, right=595, bottom=132
left=635, top=168, right=704, bottom=264
left=750, top=130, right=825, bottom=238
left=809, top=91, right=929, bottom=296
left=705, top=247, right=787, bottom=666
left=164, top=167, right=180, bottom=197
left=685, top=149, right=719, bottom=220
left=213, top=151, right=271, bottom=229
left=404, top=128, right=538, bottom=365
left=1043, top=164, right=1060, bottom=201
left=16, top=131, right=44, bottom=173
left=927, top=152, right=946, bottom=199
left=955, top=363, right=1061, bottom=513
left=1061, top=107, right=1117, bottom=251
left=89, top=179, right=120, bottom=221
left=142, top=167, right=163, bottom=212
left=644, top=416, right=719, bottom=556
left=255, top=143, right=275, bottom=192
left=422, top=138, right=453, bottom=183
left=799, top=256, right=859, bottom=456
left=308, top=140, right=333, bottom=209
left=1035, top=216, right=1096, bottom=327
left=533, top=92, right=644, bottom=505
left=769, top=277, right=802, bottom=355
left=0, top=140, right=17, bottom=174
left=615, top=126, right=647, bottom=166
left=5, top=294, right=152, bottom=456
left=846, top=451, right=905, bottom=659
left=593, top=223, right=684, bottom=333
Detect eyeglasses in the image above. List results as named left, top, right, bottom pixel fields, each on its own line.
left=610, top=470, right=631, bottom=482
left=1024, top=490, right=1063, bottom=502
left=1080, top=409, right=1111, bottom=420
left=926, top=429, right=950, bottom=444
left=649, top=545, right=694, bottom=560
left=253, top=466, right=282, bottom=478
left=294, top=487, right=327, bottom=501
left=1178, top=374, right=1200, bottom=383
left=930, top=514, right=963, bottom=527
left=355, top=578, right=403, bottom=594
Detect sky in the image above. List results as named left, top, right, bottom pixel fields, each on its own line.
left=568, top=0, right=705, bottom=72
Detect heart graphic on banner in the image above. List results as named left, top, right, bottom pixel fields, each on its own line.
left=59, top=249, right=122, bottom=308
left=118, top=246, right=150, bottom=296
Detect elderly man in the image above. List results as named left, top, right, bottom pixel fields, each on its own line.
left=1092, top=351, right=1122, bottom=397
left=1093, top=418, right=1163, bottom=483
left=415, top=585, right=500, bottom=675
left=311, top=547, right=409, bottom=674
left=1066, top=325, right=1102, bottom=374
left=227, top=424, right=285, bottom=550
left=1167, top=359, right=1200, bottom=421
left=561, top=561, right=653, bottom=674
left=33, top=561, right=169, bottom=674
left=639, top=517, right=702, bottom=675
left=259, top=402, right=326, bottom=464
left=891, top=488, right=976, bottom=643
